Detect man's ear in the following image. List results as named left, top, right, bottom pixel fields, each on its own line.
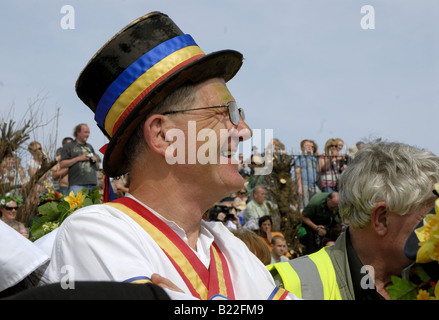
left=143, top=114, right=171, bottom=157
left=370, top=201, right=388, bottom=236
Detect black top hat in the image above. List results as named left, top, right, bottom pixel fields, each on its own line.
left=76, top=12, right=243, bottom=177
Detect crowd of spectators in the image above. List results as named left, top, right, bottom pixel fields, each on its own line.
left=204, top=137, right=367, bottom=261
left=1, top=134, right=363, bottom=260
left=2, top=10, right=435, bottom=301
left=0, top=123, right=128, bottom=240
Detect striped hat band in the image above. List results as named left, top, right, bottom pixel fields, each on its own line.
left=95, top=34, right=205, bottom=137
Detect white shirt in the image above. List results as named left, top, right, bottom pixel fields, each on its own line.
left=46, top=194, right=298, bottom=300
left=270, top=254, right=289, bottom=265
left=0, top=220, right=49, bottom=292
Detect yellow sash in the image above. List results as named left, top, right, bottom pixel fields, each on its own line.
left=106, top=197, right=235, bottom=300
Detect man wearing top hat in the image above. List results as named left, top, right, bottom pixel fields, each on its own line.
left=46, top=12, right=296, bottom=300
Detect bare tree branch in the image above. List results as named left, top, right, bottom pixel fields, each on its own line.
left=18, top=158, right=58, bottom=226
left=1, top=95, right=62, bottom=226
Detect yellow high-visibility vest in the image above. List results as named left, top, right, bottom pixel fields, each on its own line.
left=267, top=247, right=342, bottom=300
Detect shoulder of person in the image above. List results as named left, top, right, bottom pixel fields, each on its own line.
left=57, top=203, right=139, bottom=234
left=60, top=141, right=76, bottom=156
left=246, top=199, right=258, bottom=208
left=63, top=140, right=77, bottom=149
left=86, top=143, right=96, bottom=152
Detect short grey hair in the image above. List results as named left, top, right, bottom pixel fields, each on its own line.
left=123, top=84, right=198, bottom=170
left=338, top=139, right=439, bottom=228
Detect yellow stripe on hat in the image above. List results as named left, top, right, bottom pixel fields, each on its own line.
left=103, top=45, right=205, bottom=136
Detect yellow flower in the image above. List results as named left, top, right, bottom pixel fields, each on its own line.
left=417, top=284, right=439, bottom=300
left=64, top=190, right=86, bottom=209
left=416, top=224, right=439, bottom=264
left=415, top=201, right=439, bottom=264
left=415, top=213, right=438, bottom=243
left=417, top=289, right=431, bottom=300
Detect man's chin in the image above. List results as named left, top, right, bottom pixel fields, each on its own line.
left=221, top=168, right=244, bottom=191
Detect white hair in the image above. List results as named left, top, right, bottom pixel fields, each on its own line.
left=338, top=139, right=439, bottom=228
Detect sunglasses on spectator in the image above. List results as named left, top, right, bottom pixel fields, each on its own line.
left=5, top=206, right=18, bottom=211
left=162, top=101, right=245, bottom=126
left=329, top=145, right=337, bottom=148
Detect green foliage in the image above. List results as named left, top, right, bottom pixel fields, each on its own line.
left=29, top=188, right=102, bottom=241
left=387, top=276, right=418, bottom=300
left=387, top=263, right=434, bottom=300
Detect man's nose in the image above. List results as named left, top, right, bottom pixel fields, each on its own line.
left=236, top=118, right=252, bottom=142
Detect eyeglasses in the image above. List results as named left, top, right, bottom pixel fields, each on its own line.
left=161, top=101, right=245, bottom=126
left=5, top=206, right=18, bottom=211
left=329, top=145, right=337, bottom=148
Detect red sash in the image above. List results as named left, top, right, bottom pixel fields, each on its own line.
left=107, top=197, right=235, bottom=300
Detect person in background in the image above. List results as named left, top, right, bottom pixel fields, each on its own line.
left=233, top=188, right=248, bottom=223
left=27, top=141, right=54, bottom=193
left=244, top=185, right=277, bottom=230
left=300, top=192, right=341, bottom=254
left=231, top=228, right=271, bottom=266
left=335, top=138, right=345, bottom=154
left=115, top=173, right=130, bottom=198
left=27, top=141, right=45, bottom=178
left=347, top=145, right=358, bottom=159
left=0, top=194, right=22, bottom=223
left=270, top=235, right=289, bottom=264
left=207, top=201, right=241, bottom=231
left=60, top=124, right=99, bottom=194
left=52, top=137, right=73, bottom=196
left=96, top=170, right=105, bottom=199
left=258, top=215, right=285, bottom=251
left=295, top=139, right=321, bottom=211
left=0, top=155, right=28, bottom=189
left=356, top=141, right=365, bottom=150
left=317, top=138, right=347, bottom=192
left=237, top=153, right=251, bottom=178
left=268, top=140, right=439, bottom=300
left=3, top=220, right=29, bottom=239
left=245, top=155, right=266, bottom=194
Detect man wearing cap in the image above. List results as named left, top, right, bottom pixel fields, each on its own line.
left=268, top=140, right=439, bottom=299
left=300, top=192, right=341, bottom=254
left=46, top=12, right=296, bottom=300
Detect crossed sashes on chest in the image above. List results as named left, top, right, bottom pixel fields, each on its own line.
left=106, top=197, right=235, bottom=300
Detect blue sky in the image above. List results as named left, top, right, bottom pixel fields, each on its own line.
left=1, top=0, right=438, bottom=164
